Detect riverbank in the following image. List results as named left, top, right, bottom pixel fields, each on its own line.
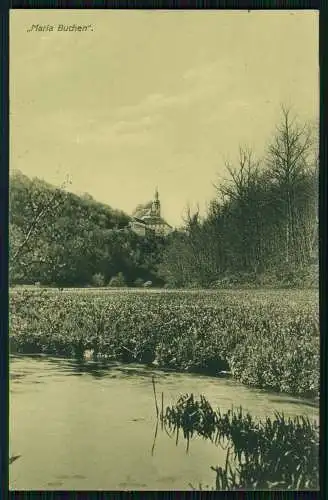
left=10, top=355, right=319, bottom=491
left=9, top=288, right=319, bottom=398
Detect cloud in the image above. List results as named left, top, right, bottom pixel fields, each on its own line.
left=53, top=78, right=219, bottom=148
left=182, top=61, right=220, bottom=82
left=113, top=82, right=221, bottom=132
left=113, top=59, right=237, bottom=127
left=75, top=113, right=161, bottom=147
left=68, top=64, right=226, bottom=148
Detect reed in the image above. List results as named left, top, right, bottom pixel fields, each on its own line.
left=161, top=392, right=164, bottom=430
left=151, top=376, right=159, bottom=418
left=156, top=391, right=319, bottom=491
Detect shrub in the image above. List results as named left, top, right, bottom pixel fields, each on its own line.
left=108, top=272, right=126, bottom=287
left=91, top=273, right=105, bottom=287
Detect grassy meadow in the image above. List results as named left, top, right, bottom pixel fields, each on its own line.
left=9, top=287, right=319, bottom=399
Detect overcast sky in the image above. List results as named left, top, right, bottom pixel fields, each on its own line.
left=10, top=10, right=319, bottom=227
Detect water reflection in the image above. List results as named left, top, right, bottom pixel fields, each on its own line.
left=269, top=397, right=319, bottom=409
left=10, top=355, right=319, bottom=491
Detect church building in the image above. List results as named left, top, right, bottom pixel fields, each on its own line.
left=130, top=189, right=173, bottom=237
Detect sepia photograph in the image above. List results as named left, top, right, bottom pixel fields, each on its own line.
left=9, top=9, right=319, bottom=491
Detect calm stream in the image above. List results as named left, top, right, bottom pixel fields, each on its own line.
left=10, top=355, right=319, bottom=491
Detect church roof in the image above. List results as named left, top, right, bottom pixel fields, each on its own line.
left=133, top=202, right=153, bottom=218
left=132, top=217, right=147, bottom=225
left=131, top=189, right=172, bottom=230
left=141, top=215, right=172, bottom=227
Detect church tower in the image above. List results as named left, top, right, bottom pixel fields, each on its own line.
left=130, top=187, right=173, bottom=236
left=152, top=187, right=161, bottom=217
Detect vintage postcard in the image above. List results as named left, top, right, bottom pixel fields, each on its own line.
left=9, top=9, right=319, bottom=491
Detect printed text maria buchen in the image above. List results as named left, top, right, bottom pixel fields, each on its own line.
left=27, top=24, right=93, bottom=32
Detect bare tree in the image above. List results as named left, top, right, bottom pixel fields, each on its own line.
left=218, top=146, right=261, bottom=202
left=9, top=174, right=72, bottom=265
left=215, top=146, right=265, bottom=273
left=266, top=105, right=316, bottom=265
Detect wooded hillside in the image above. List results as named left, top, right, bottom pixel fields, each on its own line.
left=9, top=171, right=167, bottom=287
left=9, top=108, right=319, bottom=289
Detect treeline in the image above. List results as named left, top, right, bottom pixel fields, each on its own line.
left=159, top=107, right=318, bottom=288
left=9, top=171, right=167, bottom=287
left=9, top=107, right=318, bottom=289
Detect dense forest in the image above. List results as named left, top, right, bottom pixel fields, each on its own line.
left=9, top=172, right=168, bottom=287
left=9, top=107, right=318, bottom=289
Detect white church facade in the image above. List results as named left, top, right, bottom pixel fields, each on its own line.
left=130, top=189, right=173, bottom=237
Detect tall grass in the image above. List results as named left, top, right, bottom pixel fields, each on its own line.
left=9, top=288, right=319, bottom=397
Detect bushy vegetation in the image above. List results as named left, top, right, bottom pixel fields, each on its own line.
left=108, top=272, right=126, bottom=287
left=9, top=288, right=319, bottom=398
left=158, top=393, right=319, bottom=490
left=159, top=109, right=318, bottom=289
left=9, top=108, right=318, bottom=290
left=9, top=170, right=167, bottom=287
